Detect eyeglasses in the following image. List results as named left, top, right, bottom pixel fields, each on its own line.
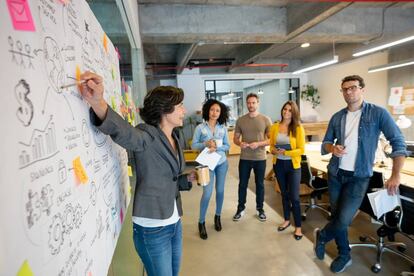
left=340, top=85, right=361, bottom=93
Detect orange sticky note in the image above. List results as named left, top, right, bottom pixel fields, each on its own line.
left=103, top=33, right=108, bottom=53
left=17, top=260, right=33, bottom=276
left=73, top=157, right=88, bottom=184
left=127, top=165, right=132, bottom=176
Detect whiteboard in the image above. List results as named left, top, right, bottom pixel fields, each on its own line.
left=0, top=1, right=131, bottom=275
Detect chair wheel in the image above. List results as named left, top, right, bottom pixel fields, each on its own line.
left=301, top=215, right=307, bottom=221
left=397, top=245, right=406, bottom=252
left=359, top=236, right=367, bottom=242
left=371, top=265, right=381, bottom=273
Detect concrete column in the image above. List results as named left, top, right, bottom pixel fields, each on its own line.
left=131, top=48, right=147, bottom=107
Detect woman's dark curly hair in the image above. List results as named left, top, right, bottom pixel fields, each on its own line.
left=202, top=99, right=229, bottom=125
left=139, top=86, right=184, bottom=126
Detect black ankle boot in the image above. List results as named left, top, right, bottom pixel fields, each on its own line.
left=214, top=215, right=222, bottom=232
left=198, top=222, right=208, bottom=240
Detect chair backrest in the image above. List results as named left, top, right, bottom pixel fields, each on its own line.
left=300, top=155, right=313, bottom=187
left=399, top=185, right=414, bottom=235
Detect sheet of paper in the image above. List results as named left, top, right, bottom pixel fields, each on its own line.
left=195, top=148, right=221, bottom=170
left=367, top=189, right=400, bottom=218
left=305, top=142, right=322, bottom=152
left=388, top=87, right=403, bottom=106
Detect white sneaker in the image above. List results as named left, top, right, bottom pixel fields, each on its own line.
left=232, top=210, right=245, bottom=221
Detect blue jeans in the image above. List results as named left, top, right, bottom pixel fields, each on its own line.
left=274, top=160, right=302, bottom=227
left=319, top=169, right=370, bottom=256
left=132, top=220, right=182, bottom=276
left=199, top=161, right=229, bottom=223
left=237, top=159, right=266, bottom=211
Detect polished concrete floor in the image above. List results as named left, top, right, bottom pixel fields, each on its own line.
left=110, top=155, right=414, bottom=275
left=181, top=155, right=413, bottom=276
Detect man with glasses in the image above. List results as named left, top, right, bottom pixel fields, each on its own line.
left=313, top=75, right=407, bottom=273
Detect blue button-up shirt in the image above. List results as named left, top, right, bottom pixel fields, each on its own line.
left=322, top=101, right=407, bottom=177
left=191, top=122, right=230, bottom=165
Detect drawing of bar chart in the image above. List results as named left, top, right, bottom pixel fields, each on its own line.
left=19, top=116, right=59, bottom=169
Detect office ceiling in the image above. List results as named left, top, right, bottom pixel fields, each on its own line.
left=89, top=0, right=414, bottom=79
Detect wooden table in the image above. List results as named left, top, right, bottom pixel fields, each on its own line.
left=305, top=142, right=414, bottom=189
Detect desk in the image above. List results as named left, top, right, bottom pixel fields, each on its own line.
left=305, top=143, right=414, bottom=189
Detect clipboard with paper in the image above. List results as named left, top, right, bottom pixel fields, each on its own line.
left=195, top=148, right=221, bottom=170
left=367, top=189, right=401, bottom=218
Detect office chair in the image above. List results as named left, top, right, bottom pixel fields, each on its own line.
left=300, top=155, right=330, bottom=220
left=350, top=172, right=414, bottom=273
left=398, top=185, right=414, bottom=276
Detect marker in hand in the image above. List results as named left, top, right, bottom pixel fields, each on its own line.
left=60, top=80, right=86, bottom=89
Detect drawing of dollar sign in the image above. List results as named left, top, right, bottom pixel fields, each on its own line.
left=15, top=79, right=34, bottom=127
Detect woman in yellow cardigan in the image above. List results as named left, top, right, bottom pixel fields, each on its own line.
left=269, top=101, right=305, bottom=240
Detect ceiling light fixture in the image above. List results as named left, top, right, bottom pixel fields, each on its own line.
left=288, top=87, right=295, bottom=94
left=368, top=58, right=414, bottom=73
left=353, top=35, right=414, bottom=57
left=293, top=55, right=339, bottom=74
left=301, top=43, right=310, bottom=48
left=258, top=89, right=264, bottom=95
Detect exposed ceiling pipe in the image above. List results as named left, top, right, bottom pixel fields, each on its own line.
left=146, top=63, right=288, bottom=72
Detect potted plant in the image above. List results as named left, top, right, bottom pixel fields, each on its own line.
left=301, top=85, right=320, bottom=109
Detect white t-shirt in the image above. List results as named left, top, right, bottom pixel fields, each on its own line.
left=132, top=199, right=180, bottom=228
left=339, top=109, right=362, bottom=171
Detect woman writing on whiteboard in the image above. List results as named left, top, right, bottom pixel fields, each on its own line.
left=269, top=101, right=305, bottom=240
left=79, top=71, right=194, bottom=276
left=191, top=99, right=230, bottom=240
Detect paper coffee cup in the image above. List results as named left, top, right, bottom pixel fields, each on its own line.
left=195, top=165, right=210, bottom=186
left=214, top=139, right=223, bottom=148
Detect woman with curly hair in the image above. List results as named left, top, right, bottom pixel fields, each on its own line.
left=192, top=99, right=230, bottom=240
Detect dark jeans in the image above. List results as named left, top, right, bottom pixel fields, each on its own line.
left=274, top=160, right=302, bottom=227
left=133, top=220, right=182, bottom=276
left=237, top=159, right=266, bottom=211
left=320, top=169, right=370, bottom=256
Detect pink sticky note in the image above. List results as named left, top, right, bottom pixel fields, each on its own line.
left=6, top=0, right=36, bottom=32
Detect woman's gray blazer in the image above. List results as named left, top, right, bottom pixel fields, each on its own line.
left=90, top=107, right=189, bottom=219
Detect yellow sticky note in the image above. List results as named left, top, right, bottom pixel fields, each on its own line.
left=111, top=65, right=116, bottom=80
left=73, top=157, right=88, bottom=184
left=127, top=165, right=133, bottom=176
left=111, top=96, right=116, bottom=110
left=127, top=113, right=132, bottom=124
left=17, top=260, right=33, bottom=276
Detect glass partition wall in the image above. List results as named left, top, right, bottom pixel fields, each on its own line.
left=205, top=78, right=300, bottom=125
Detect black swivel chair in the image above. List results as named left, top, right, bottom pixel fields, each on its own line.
left=398, top=185, right=414, bottom=276
left=350, top=172, right=414, bottom=273
left=300, top=155, right=331, bottom=220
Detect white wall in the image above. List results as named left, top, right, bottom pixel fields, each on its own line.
left=160, top=79, right=177, bottom=87
left=307, top=52, right=388, bottom=121
left=244, top=80, right=290, bottom=122
left=176, top=69, right=204, bottom=115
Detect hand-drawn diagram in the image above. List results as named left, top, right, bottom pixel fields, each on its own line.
left=18, top=115, right=58, bottom=169
left=25, top=184, right=54, bottom=229
left=48, top=203, right=83, bottom=255
left=15, top=79, right=34, bottom=127
left=43, top=37, right=65, bottom=93
left=82, top=119, right=91, bottom=148
left=2, top=1, right=130, bottom=275
left=8, top=36, right=35, bottom=69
